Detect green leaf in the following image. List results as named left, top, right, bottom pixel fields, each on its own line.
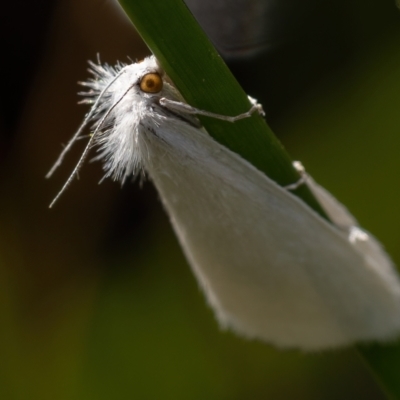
left=118, top=0, right=400, bottom=398
left=118, top=0, right=327, bottom=218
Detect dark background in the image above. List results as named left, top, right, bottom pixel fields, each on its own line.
left=1, top=0, right=400, bottom=398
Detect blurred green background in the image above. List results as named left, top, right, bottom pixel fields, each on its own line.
left=1, top=0, right=400, bottom=398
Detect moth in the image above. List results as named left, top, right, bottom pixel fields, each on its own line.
left=48, top=55, right=400, bottom=350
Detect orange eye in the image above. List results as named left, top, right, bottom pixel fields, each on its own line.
left=139, top=73, right=163, bottom=93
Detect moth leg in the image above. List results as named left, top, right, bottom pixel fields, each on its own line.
left=288, top=162, right=370, bottom=245
left=349, top=226, right=369, bottom=243
left=284, top=161, right=308, bottom=191
left=159, top=96, right=265, bottom=122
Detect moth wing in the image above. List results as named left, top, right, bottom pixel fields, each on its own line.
left=141, top=118, right=400, bottom=350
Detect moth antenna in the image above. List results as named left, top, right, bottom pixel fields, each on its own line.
left=48, top=136, right=95, bottom=208
left=49, top=81, right=136, bottom=208
left=45, top=66, right=127, bottom=179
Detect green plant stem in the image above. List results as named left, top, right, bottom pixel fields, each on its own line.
left=118, top=0, right=327, bottom=219
left=118, top=0, right=400, bottom=398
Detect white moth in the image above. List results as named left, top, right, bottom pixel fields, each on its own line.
left=48, top=55, right=400, bottom=350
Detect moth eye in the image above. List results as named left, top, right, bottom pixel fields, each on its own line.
left=140, top=73, right=163, bottom=93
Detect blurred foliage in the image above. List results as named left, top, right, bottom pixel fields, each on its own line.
left=0, top=0, right=400, bottom=399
